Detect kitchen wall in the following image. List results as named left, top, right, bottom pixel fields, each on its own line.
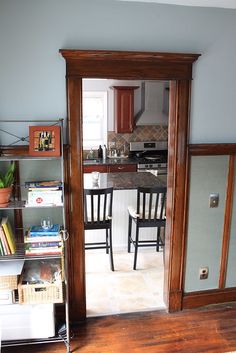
left=1, top=0, right=236, bottom=293
left=83, top=78, right=168, bottom=155
left=108, top=126, right=168, bottom=153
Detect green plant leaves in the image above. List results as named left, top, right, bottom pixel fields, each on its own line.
left=0, top=162, right=15, bottom=188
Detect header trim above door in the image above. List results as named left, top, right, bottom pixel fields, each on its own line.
left=60, top=49, right=200, bottom=80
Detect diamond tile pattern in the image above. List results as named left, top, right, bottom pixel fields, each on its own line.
left=108, top=125, right=168, bottom=152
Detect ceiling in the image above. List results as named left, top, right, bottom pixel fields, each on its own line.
left=118, top=0, right=236, bottom=9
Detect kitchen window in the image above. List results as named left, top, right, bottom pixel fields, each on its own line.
left=82, top=91, right=107, bottom=149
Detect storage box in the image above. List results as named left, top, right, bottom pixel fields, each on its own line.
left=0, top=275, right=17, bottom=290
left=27, top=190, right=63, bottom=206
left=0, top=290, right=14, bottom=305
left=0, top=260, right=24, bottom=291
left=0, top=303, right=55, bottom=340
left=18, top=278, right=63, bottom=304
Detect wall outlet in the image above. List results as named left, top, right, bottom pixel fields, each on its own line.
left=199, top=267, right=209, bottom=280
left=209, top=193, right=219, bottom=208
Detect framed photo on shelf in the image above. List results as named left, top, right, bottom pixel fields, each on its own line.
left=29, top=125, right=61, bottom=156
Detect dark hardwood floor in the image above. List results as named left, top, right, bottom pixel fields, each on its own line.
left=2, top=303, right=236, bottom=353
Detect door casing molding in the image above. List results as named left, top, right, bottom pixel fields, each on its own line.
left=60, top=49, right=200, bottom=320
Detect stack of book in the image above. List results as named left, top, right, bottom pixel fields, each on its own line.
left=24, top=224, right=62, bottom=256
left=0, top=217, right=17, bottom=255
left=25, top=180, right=63, bottom=207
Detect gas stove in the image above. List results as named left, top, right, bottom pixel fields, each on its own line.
left=129, top=141, right=168, bottom=175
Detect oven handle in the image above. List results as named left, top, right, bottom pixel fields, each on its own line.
left=137, top=168, right=167, bottom=176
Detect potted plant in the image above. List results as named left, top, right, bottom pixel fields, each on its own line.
left=0, top=162, right=15, bottom=207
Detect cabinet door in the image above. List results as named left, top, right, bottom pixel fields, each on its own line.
left=83, top=165, right=108, bottom=173
left=108, top=164, right=137, bottom=173
left=113, top=86, right=139, bottom=133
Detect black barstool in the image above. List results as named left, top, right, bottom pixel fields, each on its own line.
left=84, top=187, right=114, bottom=271
left=127, top=186, right=166, bottom=270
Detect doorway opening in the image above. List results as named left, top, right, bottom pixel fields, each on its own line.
left=83, top=78, right=169, bottom=316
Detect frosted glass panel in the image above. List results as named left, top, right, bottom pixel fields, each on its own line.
left=184, top=156, right=228, bottom=292
left=225, top=163, right=236, bottom=287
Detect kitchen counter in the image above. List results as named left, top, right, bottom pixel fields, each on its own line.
left=84, top=172, right=166, bottom=190
left=83, top=157, right=137, bottom=166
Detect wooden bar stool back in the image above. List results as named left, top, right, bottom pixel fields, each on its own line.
left=127, top=186, right=166, bottom=270
left=84, top=187, right=114, bottom=271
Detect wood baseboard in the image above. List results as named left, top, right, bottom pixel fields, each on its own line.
left=183, top=288, right=236, bottom=309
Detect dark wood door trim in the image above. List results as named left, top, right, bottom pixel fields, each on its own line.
left=60, top=49, right=200, bottom=321
left=66, top=76, right=86, bottom=318
left=185, top=144, right=236, bottom=306
left=183, top=287, right=236, bottom=309
left=60, top=49, right=200, bottom=80
left=219, top=155, right=235, bottom=288
left=189, top=143, right=236, bottom=155
left=164, top=80, right=192, bottom=311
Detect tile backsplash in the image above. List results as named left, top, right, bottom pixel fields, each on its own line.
left=108, top=125, right=168, bottom=153
left=83, top=125, right=168, bottom=158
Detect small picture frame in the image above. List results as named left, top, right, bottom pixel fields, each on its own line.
left=29, top=125, right=61, bottom=156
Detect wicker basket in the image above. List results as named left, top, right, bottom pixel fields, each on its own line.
left=0, top=275, right=18, bottom=290
left=18, top=278, right=63, bottom=304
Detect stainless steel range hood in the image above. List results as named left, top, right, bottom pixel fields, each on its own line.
left=135, top=81, right=168, bottom=126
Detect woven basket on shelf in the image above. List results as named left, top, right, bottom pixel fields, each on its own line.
left=0, top=275, right=18, bottom=290
left=18, top=277, right=63, bottom=304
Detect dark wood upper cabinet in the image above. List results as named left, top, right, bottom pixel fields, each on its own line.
left=112, top=86, right=139, bottom=133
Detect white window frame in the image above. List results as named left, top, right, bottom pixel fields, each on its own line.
left=82, top=91, right=107, bottom=150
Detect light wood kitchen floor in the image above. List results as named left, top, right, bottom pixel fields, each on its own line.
left=85, top=249, right=165, bottom=317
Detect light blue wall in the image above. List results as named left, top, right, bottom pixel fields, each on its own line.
left=185, top=156, right=228, bottom=292
left=1, top=0, right=236, bottom=292
left=1, top=0, right=236, bottom=143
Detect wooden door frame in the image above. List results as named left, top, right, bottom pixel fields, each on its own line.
left=60, top=49, right=200, bottom=321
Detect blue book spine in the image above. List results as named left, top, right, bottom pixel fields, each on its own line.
left=29, top=224, right=60, bottom=236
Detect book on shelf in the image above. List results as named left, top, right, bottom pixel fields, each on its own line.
left=26, top=190, right=63, bottom=207
left=25, top=180, right=62, bottom=190
left=25, top=241, right=62, bottom=248
left=0, top=226, right=11, bottom=255
left=29, top=223, right=60, bottom=236
left=24, top=234, right=62, bottom=243
left=25, top=247, right=63, bottom=256
left=0, top=217, right=16, bottom=255
left=0, top=233, right=4, bottom=255
left=25, top=242, right=62, bottom=255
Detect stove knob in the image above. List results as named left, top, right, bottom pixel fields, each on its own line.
left=145, top=164, right=149, bottom=168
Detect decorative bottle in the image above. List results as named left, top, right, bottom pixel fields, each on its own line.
left=102, top=145, right=107, bottom=160
left=98, top=145, right=103, bottom=159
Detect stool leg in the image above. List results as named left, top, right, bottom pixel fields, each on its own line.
left=128, top=215, right=132, bottom=253
left=133, top=224, right=139, bottom=270
left=109, top=227, right=114, bottom=271
left=156, top=227, right=160, bottom=252
left=106, top=229, right=109, bottom=254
